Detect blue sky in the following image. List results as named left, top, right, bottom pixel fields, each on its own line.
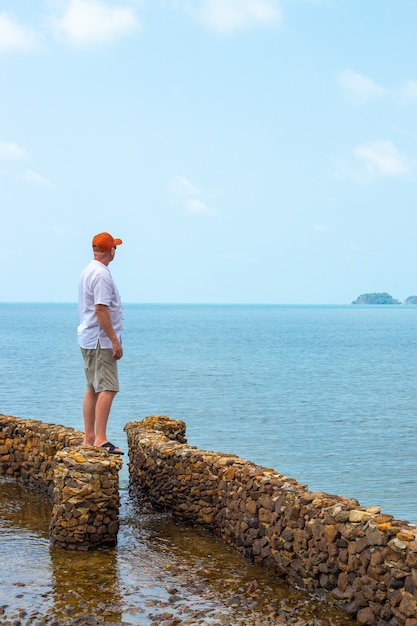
left=1, top=0, right=417, bottom=304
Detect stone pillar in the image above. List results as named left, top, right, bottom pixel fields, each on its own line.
left=49, top=446, right=123, bottom=550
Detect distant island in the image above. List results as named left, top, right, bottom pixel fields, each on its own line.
left=352, top=292, right=417, bottom=305
left=403, top=296, right=417, bottom=305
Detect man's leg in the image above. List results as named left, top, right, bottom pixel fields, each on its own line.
left=93, top=390, right=117, bottom=447
left=83, top=389, right=98, bottom=445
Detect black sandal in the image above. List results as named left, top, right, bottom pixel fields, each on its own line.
left=101, top=441, right=124, bottom=455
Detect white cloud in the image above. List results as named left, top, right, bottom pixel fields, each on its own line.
left=339, top=71, right=417, bottom=104
left=0, top=13, right=37, bottom=52
left=174, top=175, right=200, bottom=195
left=24, top=170, right=52, bottom=186
left=186, top=0, right=282, bottom=33
left=354, top=140, right=412, bottom=179
left=185, top=198, right=209, bottom=214
left=338, top=70, right=385, bottom=102
left=52, top=0, right=139, bottom=46
left=172, top=174, right=212, bottom=214
left=0, top=141, right=28, bottom=160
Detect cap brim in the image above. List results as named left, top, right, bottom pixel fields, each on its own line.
left=114, top=238, right=123, bottom=246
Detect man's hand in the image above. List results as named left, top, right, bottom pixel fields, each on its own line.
left=111, top=339, right=123, bottom=360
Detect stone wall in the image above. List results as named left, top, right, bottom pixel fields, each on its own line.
left=0, top=414, right=83, bottom=495
left=125, top=416, right=417, bottom=626
left=0, top=414, right=123, bottom=550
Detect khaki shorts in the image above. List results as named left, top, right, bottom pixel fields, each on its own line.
left=81, top=344, right=119, bottom=393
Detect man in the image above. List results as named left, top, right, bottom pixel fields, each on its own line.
left=77, top=231, right=124, bottom=455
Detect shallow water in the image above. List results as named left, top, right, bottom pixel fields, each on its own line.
left=0, top=476, right=357, bottom=625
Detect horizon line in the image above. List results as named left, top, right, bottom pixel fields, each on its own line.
left=1, top=301, right=415, bottom=307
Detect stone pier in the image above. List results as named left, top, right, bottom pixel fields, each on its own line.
left=49, top=446, right=123, bottom=550
left=0, top=414, right=123, bottom=551
left=3, top=412, right=417, bottom=622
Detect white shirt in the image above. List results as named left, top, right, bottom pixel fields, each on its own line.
left=77, top=259, right=123, bottom=349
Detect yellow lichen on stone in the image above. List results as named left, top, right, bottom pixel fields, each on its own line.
left=71, top=453, right=87, bottom=463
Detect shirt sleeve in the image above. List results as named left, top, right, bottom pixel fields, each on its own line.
left=91, top=269, right=113, bottom=306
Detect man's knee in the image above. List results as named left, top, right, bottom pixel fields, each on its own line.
left=98, top=389, right=117, bottom=400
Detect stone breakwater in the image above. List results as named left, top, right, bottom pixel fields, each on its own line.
left=0, top=414, right=83, bottom=495
left=125, top=416, right=417, bottom=625
left=49, top=446, right=123, bottom=550
left=0, top=414, right=122, bottom=550
left=2, top=412, right=417, bottom=622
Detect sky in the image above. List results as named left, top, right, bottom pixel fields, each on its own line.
left=1, top=0, right=417, bottom=304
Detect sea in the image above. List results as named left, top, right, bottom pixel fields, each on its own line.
left=1, top=302, right=416, bottom=523
left=1, top=302, right=417, bottom=624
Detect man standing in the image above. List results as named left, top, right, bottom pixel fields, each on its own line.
left=77, top=232, right=124, bottom=455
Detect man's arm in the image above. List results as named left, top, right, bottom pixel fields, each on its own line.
left=95, top=304, right=123, bottom=360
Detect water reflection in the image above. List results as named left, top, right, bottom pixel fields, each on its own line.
left=50, top=548, right=122, bottom=623
left=0, top=477, right=51, bottom=531
left=0, top=477, right=357, bottom=625
left=0, top=478, right=53, bottom=621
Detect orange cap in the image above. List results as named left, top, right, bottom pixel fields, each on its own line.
left=92, top=232, right=123, bottom=251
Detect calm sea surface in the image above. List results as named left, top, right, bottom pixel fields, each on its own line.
left=1, top=302, right=417, bottom=523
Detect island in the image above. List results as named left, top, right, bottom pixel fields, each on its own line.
left=351, top=292, right=401, bottom=305
left=403, top=296, right=417, bottom=305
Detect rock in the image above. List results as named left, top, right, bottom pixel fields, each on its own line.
left=124, top=415, right=417, bottom=626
